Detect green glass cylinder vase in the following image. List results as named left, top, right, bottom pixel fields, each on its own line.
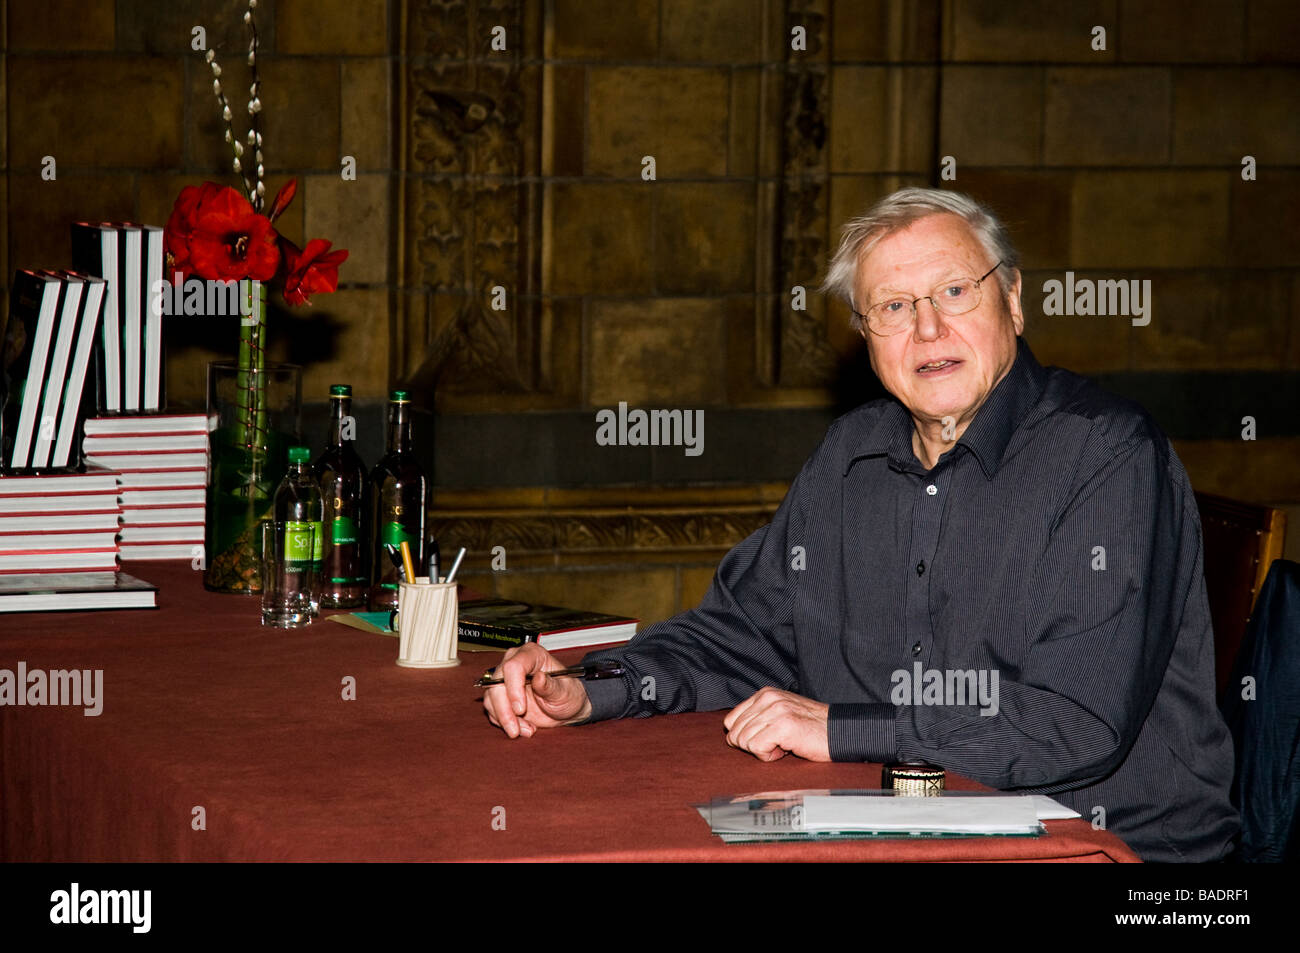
left=203, top=361, right=302, bottom=593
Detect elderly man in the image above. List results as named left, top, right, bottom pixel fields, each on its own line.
left=482, top=188, right=1239, bottom=863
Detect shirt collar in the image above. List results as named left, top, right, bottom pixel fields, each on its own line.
left=845, top=337, right=1048, bottom=479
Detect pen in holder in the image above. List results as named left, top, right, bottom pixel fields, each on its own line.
left=393, top=576, right=461, bottom=669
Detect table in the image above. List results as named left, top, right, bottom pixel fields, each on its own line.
left=0, top=562, right=1140, bottom=862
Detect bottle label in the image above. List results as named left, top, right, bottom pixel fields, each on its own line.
left=284, top=522, right=313, bottom=566
left=331, top=516, right=358, bottom=546
left=382, top=521, right=416, bottom=548
left=310, top=520, right=324, bottom=562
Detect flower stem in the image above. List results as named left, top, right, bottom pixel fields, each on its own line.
left=236, top=282, right=268, bottom=459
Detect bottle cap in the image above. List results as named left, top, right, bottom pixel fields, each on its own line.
left=390, top=390, right=410, bottom=403
left=329, top=384, right=352, bottom=397
left=288, top=446, right=311, bottom=463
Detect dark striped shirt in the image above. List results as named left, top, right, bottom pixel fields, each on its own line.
left=582, top=337, right=1239, bottom=862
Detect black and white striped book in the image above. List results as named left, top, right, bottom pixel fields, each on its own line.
left=2, top=271, right=63, bottom=470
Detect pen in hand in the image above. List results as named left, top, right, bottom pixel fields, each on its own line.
left=474, top=660, right=626, bottom=688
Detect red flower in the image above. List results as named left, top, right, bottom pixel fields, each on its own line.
left=281, top=238, right=348, bottom=306
left=164, top=182, right=224, bottom=279
left=267, top=179, right=298, bottom=224
left=164, top=183, right=280, bottom=282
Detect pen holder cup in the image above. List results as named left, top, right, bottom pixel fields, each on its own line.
left=394, top=578, right=461, bottom=669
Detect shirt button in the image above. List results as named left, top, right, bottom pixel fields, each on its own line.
left=916, top=561, right=925, bottom=575
left=926, top=484, right=937, bottom=496
left=911, top=642, right=922, bottom=657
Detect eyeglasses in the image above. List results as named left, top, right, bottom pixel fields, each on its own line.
left=853, top=261, right=1004, bottom=336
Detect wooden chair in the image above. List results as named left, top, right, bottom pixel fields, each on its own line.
left=1195, top=492, right=1288, bottom=698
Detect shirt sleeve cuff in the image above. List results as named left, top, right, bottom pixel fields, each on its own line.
left=576, top=671, right=632, bottom=724
left=828, top=703, right=897, bottom=762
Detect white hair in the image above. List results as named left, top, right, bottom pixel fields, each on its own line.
left=821, top=187, right=1021, bottom=331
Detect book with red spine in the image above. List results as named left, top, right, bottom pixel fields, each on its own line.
left=84, top=450, right=207, bottom=471
left=0, top=468, right=122, bottom=571
left=80, top=413, right=208, bottom=561
left=117, top=468, right=205, bottom=488
left=118, top=542, right=202, bottom=561
left=0, top=550, right=119, bottom=573
left=120, top=505, right=205, bottom=526
left=0, top=511, right=122, bottom=533
left=0, top=530, right=119, bottom=553
left=83, top=413, right=207, bottom=436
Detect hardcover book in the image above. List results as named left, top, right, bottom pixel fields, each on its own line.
left=28, top=273, right=84, bottom=468
left=70, top=222, right=166, bottom=414
left=2, top=271, right=63, bottom=470
left=0, top=569, right=156, bottom=613
left=70, top=223, right=121, bottom=414
left=52, top=273, right=106, bottom=469
left=456, top=598, right=638, bottom=651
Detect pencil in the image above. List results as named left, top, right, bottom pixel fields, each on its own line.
left=399, top=540, right=416, bottom=584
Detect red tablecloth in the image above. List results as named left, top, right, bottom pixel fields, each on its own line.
left=0, top=562, right=1139, bottom=862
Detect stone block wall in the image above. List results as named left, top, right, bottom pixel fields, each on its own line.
left=4, top=0, right=1297, bottom=627
left=1, top=0, right=395, bottom=404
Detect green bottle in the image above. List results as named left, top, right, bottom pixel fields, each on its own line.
left=275, top=446, right=324, bottom=616
left=316, top=385, right=368, bottom=609
left=368, top=391, right=427, bottom=611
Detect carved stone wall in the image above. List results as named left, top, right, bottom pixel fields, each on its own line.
left=430, top=484, right=787, bottom=627
left=775, top=0, right=838, bottom=388
left=396, top=0, right=937, bottom=418
left=398, top=0, right=551, bottom=405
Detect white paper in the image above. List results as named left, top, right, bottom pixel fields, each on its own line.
left=1028, top=795, right=1081, bottom=820
left=801, top=795, right=1039, bottom=835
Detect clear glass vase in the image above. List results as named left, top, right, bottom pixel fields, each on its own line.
left=203, top=361, right=302, bottom=593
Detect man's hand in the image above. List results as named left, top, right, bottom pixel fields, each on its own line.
left=723, top=687, right=831, bottom=762
left=482, top=643, right=593, bottom=739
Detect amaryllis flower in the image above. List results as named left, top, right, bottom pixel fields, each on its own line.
left=267, top=179, right=298, bottom=224
left=164, top=182, right=225, bottom=279
left=164, top=183, right=280, bottom=282
left=281, top=238, right=349, bottom=306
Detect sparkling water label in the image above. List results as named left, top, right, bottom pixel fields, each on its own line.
left=331, top=516, right=358, bottom=545
left=285, top=521, right=313, bottom=564
left=310, top=520, right=324, bottom=562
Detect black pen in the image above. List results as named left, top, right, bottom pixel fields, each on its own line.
left=427, top=536, right=441, bottom=582
left=474, top=661, right=626, bottom=688
left=384, top=543, right=406, bottom=580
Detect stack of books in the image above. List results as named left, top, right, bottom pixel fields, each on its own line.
left=82, top=413, right=208, bottom=561
left=0, top=468, right=158, bottom=613
left=0, top=469, right=122, bottom=573
left=1, top=270, right=106, bottom=471
left=70, top=221, right=165, bottom=414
